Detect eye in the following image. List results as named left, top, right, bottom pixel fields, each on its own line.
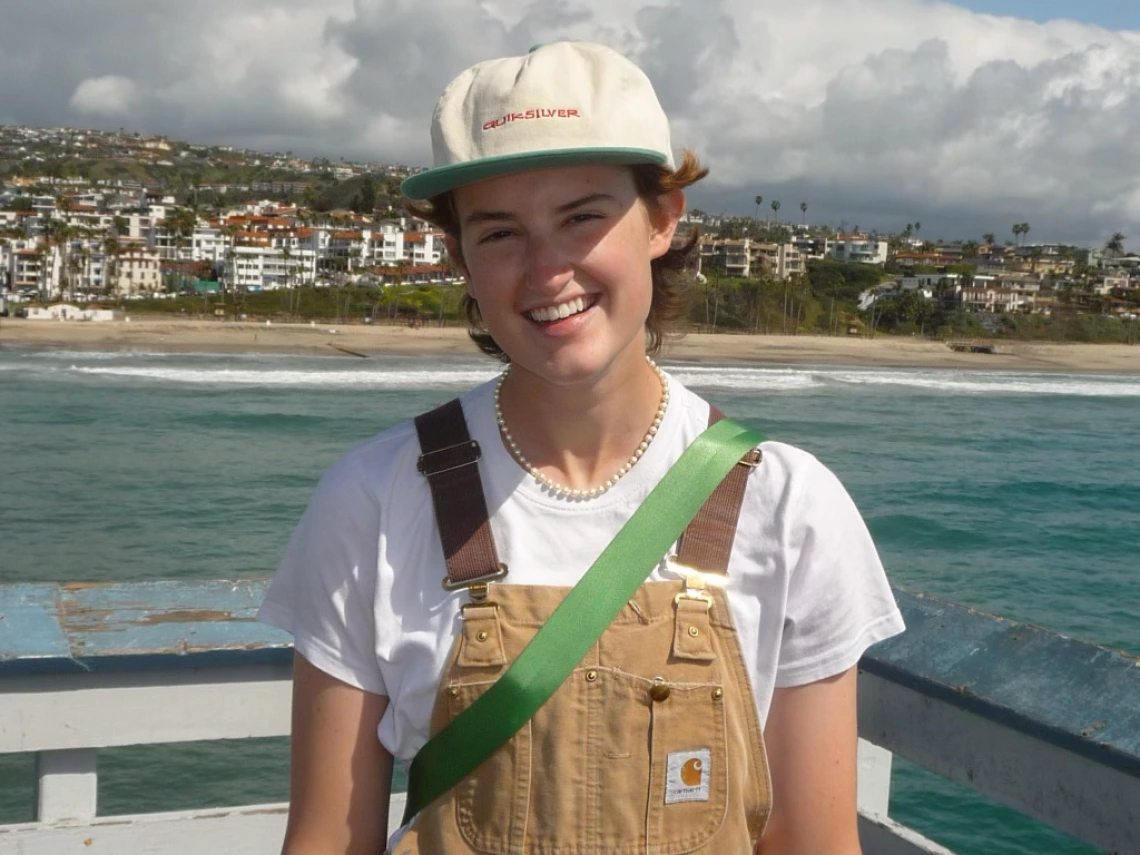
left=477, top=229, right=514, bottom=245
left=568, top=212, right=602, bottom=225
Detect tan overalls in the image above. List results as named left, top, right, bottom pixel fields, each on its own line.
left=395, top=399, right=771, bottom=854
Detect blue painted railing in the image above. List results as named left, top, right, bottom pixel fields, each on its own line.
left=0, top=580, right=289, bottom=677
left=0, top=581, right=1137, bottom=854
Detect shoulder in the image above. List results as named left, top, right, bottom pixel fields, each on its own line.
left=312, top=419, right=420, bottom=511
left=662, top=374, right=840, bottom=505
left=311, top=379, right=499, bottom=511
left=743, top=441, right=870, bottom=548
left=755, top=441, right=843, bottom=499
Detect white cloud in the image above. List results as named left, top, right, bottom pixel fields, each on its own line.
left=4, top=0, right=1140, bottom=242
left=69, top=75, right=139, bottom=116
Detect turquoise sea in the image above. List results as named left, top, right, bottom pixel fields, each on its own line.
left=1, top=345, right=1138, bottom=854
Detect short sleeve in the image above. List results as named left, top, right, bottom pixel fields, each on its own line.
left=257, top=456, right=387, bottom=696
left=774, top=456, right=905, bottom=688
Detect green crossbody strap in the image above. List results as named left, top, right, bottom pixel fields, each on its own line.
left=402, top=418, right=765, bottom=824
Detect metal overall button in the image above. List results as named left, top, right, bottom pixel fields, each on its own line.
left=650, top=676, right=671, bottom=702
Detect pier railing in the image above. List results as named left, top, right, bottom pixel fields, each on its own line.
left=0, top=581, right=1136, bottom=854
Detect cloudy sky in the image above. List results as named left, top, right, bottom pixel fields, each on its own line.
left=2, top=0, right=1138, bottom=245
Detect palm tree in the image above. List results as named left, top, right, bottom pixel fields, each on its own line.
left=281, top=243, right=297, bottom=315
left=754, top=195, right=763, bottom=222
left=103, top=235, right=122, bottom=298
left=66, top=245, right=83, bottom=304
left=1012, top=224, right=1023, bottom=245
left=33, top=243, right=50, bottom=303
left=51, top=220, right=75, bottom=302
left=800, top=202, right=808, bottom=225
left=166, top=208, right=198, bottom=291
left=914, top=222, right=922, bottom=239
left=221, top=222, right=241, bottom=297
left=1022, top=223, right=1031, bottom=246
left=983, top=232, right=996, bottom=246
left=771, top=200, right=781, bottom=225
left=1105, top=232, right=1126, bottom=255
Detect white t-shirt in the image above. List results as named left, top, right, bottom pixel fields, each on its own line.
left=258, top=372, right=904, bottom=766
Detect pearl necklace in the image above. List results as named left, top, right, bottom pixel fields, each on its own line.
left=494, top=356, right=669, bottom=500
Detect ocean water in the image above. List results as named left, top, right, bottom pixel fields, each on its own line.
left=1, top=346, right=1138, bottom=854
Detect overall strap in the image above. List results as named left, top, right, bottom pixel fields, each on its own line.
left=414, top=399, right=505, bottom=589
left=676, top=405, right=762, bottom=575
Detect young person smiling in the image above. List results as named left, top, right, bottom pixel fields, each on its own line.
left=260, top=41, right=904, bottom=855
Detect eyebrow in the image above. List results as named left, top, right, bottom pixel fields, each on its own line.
left=463, top=193, right=617, bottom=228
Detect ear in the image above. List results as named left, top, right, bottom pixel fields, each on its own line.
left=647, top=189, right=685, bottom=260
left=444, top=234, right=472, bottom=293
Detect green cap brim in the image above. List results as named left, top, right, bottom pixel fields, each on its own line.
left=401, top=147, right=668, bottom=200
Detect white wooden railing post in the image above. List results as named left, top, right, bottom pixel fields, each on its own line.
left=857, top=738, right=893, bottom=816
left=34, top=749, right=98, bottom=823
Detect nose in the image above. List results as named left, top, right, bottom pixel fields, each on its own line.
left=524, top=232, right=573, bottom=294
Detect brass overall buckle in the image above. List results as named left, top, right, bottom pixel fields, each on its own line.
left=444, top=564, right=509, bottom=606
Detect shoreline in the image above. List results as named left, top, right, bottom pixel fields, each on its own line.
left=1, top=317, right=1137, bottom=374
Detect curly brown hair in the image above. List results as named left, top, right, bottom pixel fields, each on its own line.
left=403, top=151, right=708, bottom=361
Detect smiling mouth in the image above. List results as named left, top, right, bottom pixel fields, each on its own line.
left=527, top=296, right=595, bottom=323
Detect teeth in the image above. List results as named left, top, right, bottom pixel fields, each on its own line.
left=530, top=297, right=588, bottom=323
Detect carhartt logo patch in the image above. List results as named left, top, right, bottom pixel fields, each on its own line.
left=665, top=749, right=711, bottom=804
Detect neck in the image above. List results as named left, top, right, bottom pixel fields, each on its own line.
left=496, top=355, right=667, bottom=496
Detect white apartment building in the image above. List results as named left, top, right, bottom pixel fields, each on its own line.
left=327, top=229, right=369, bottom=269
left=227, top=245, right=318, bottom=291
left=1094, top=275, right=1132, bottom=296
left=373, top=226, right=406, bottom=264
left=9, top=248, right=44, bottom=291
left=112, top=248, right=163, bottom=297
left=191, top=225, right=227, bottom=265
left=114, top=212, right=153, bottom=241
left=955, top=286, right=1033, bottom=313
left=753, top=243, right=805, bottom=280
left=896, top=273, right=961, bottom=292
left=406, top=231, right=446, bottom=266
left=826, top=237, right=889, bottom=265
left=698, top=238, right=752, bottom=277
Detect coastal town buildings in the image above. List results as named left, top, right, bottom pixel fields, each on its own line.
left=696, top=237, right=805, bottom=280
left=0, top=184, right=457, bottom=300
left=1, top=124, right=1136, bottom=325
left=826, top=236, right=889, bottom=265
left=111, top=248, right=163, bottom=297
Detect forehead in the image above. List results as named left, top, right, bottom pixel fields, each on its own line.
left=451, top=163, right=637, bottom=215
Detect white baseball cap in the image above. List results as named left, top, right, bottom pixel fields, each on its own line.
left=401, top=41, right=674, bottom=200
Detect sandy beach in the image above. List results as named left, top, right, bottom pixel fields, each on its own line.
left=1, top=316, right=1137, bottom=374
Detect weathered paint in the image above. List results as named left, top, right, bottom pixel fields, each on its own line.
left=865, top=589, right=1140, bottom=778
left=0, top=585, right=71, bottom=661
left=860, top=670, right=1139, bottom=854
left=0, top=580, right=290, bottom=676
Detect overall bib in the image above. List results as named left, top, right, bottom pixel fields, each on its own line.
left=395, top=400, right=772, bottom=854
